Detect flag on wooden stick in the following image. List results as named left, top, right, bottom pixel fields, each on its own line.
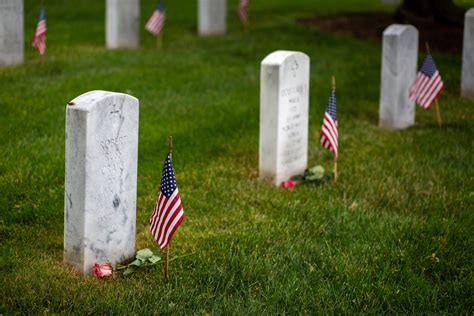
left=320, top=87, right=338, bottom=160
left=145, top=0, right=166, bottom=36
left=32, top=7, right=47, bottom=55
left=408, top=53, right=444, bottom=109
left=149, top=154, right=184, bottom=250
left=238, top=0, right=249, bottom=25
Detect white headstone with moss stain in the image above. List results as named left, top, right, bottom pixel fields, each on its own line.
left=64, top=90, right=139, bottom=275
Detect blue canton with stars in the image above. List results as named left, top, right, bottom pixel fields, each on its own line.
left=326, top=90, right=337, bottom=122
left=160, top=154, right=177, bottom=198
left=420, top=53, right=437, bottom=78
left=156, top=0, right=165, bottom=12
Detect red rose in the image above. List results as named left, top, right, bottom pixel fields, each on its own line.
left=281, top=179, right=295, bottom=188
left=92, top=262, right=113, bottom=278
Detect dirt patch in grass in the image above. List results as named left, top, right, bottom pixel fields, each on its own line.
left=298, top=13, right=464, bottom=55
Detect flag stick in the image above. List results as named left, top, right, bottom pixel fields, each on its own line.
left=244, top=22, right=249, bottom=33
left=434, top=98, right=442, bottom=128
left=165, top=135, right=173, bottom=280
left=165, top=242, right=170, bottom=279
left=243, top=16, right=249, bottom=33
left=331, top=75, right=337, bottom=183
left=425, top=42, right=442, bottom=128
left=157, top=32, right=163, bottom=49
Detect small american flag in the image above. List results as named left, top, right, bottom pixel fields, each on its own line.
left=32, top=8, right=47, bottom=55
left=238, top=0, right=249, bottom=24
left=320, top=89, right=338, bottom=159
left=408, top=53, right=444, bottom=109
left=145, top=0, right=165, bottom=36
left=149, top=154, right=185, bottom=250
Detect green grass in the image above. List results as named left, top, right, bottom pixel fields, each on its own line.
left=1, top=0, right=473, bottom=313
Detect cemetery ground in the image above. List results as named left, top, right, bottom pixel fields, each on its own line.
left=1, top=0, right=473, bottom=313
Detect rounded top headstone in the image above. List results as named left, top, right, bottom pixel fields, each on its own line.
left=383, top=24, right=418, bottom=36
left=67, top=90, right=138, bottom=112
left=261, top=50, right=309, bottom=66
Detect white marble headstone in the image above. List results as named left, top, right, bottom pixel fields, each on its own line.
left=106, top=0, right=139, bottom=49
left=259, top=51, right=310, bottom=186
left=461, top=8, right=474, bottom=99
left=64, top=91, right=139, bottom=275
left=0, top=0, right=23, bottom=66
left=379, top=24, right=418, bottom=129
left=198, top=0, right=227, bottom=36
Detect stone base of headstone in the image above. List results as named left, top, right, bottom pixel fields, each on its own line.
left=198, top=0, right=227, bottom=36
left=106, top=0, right=140, bottom=49
left=461, top=9, right=474, bottom=99
left=259, top=51, right=310, bottom=186
left=0, top=0, right=24, bottom=67
left=64, top=90, right=139, bottom=276
left=379, top=24, right=418, bottom=129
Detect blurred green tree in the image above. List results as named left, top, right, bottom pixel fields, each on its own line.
left=397, top=0, right=465, bottom=25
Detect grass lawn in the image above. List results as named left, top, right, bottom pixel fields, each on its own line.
left=1, top=0, right=473, bottom=313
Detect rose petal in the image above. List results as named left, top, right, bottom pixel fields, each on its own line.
left=92, top=262, right=113, bottom=278
left=281, top=180, right=296, bottom=188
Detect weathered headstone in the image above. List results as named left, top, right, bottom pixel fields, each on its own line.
left=0, top=0, right=23, bottom=66
left=106, top=0, right=139, bottom=49
left=198, top=0, right=226, bottom=36
left=259, top=51, right=310, bottom=186
left=461, top=8, right=474, bottom=99
left=64, top=91, right=139, bottom=275
left=379, top=24, right=418, bottom=129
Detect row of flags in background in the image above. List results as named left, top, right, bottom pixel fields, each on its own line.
left=145, top=0, right=249, bottom=36
left=32, top=0, right=249, bottom=55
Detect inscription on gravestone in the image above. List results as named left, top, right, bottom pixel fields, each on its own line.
left=0, top=0, right=23, bottom=66
left=64, top=91, right=139, bottom=275
left=279, top=82, right=308, bottom=167
left=260, top=51, right=310, bottom=186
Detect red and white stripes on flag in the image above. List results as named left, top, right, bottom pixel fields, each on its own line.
left=32, top=8, right=47, bottom=55
left=149, top=154, right=184, bottom=250
left=145, top=1, right=165, bottom=36
left=238, top=0, right=249, bottom=24
left=408, top=53, right=444, bottom=109
left=320, top=89, right=338, bottom=159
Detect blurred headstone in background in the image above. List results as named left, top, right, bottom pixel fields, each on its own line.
left=0, top=0, right=23, bottom=66
left=379, top=24, right=418, bottom=129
